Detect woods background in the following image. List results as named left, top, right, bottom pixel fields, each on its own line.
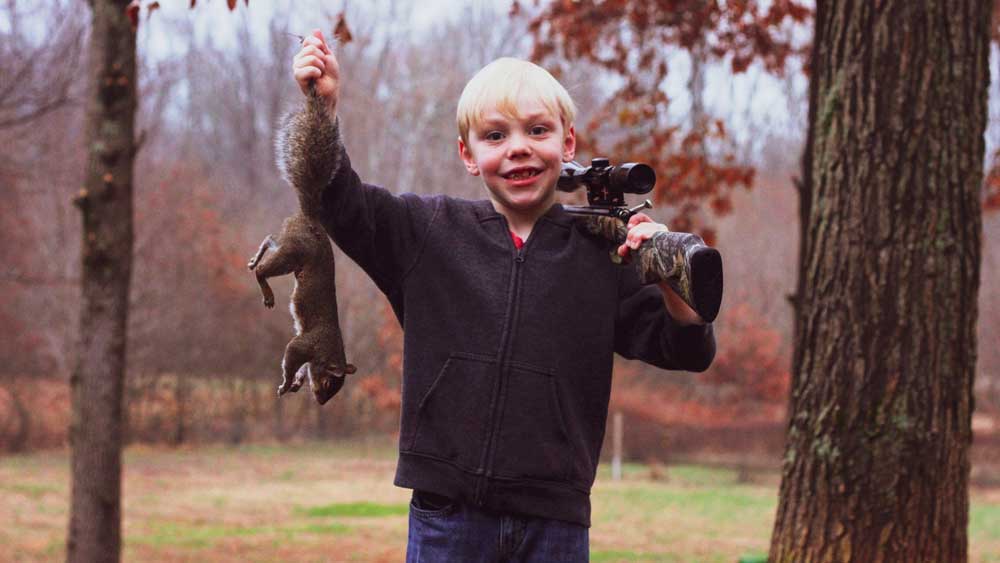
left=2, top=0, right=998, bottom=480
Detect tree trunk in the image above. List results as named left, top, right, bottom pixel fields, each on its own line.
left=770, top=2, right=989, bottom=561
left=66, top=1, right=136, bottom=562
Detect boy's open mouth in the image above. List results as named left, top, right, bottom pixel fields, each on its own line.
left=503, top=167, right=542, bottom=181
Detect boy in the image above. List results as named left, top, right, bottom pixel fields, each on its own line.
left=285, top=30, right=716, bottom=562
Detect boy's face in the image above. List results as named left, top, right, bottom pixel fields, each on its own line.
left=458, top=98, right=576, bottom=219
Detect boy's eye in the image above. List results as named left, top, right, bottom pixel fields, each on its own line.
left=530, top=125, right=549, bottom=135
left=484, top=131, right=505, bottom=141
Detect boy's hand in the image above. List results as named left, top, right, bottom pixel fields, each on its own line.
left=616, top=212, right=665, bottom=260
left=618, top=213, right=706, bottom=326
left=292, top=29, right=340, bottom=113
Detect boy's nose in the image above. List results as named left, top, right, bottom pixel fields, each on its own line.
left=506, top=135, right=531, bottom=157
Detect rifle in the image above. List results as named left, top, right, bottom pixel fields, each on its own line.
left=558, top=158, right=724, bottom=323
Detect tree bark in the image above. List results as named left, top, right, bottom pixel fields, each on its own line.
left=770, top=2, right=990, bottom=561
left=66, top=1, right=136, bottom=562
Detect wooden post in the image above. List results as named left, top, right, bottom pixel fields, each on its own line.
left=611, top=411, right=623, bottom=481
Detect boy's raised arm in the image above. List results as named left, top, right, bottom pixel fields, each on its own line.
left=275, top=29, right=437, bottom=297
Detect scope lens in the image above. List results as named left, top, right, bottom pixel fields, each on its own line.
left=611, top=163, right=655, bottom=194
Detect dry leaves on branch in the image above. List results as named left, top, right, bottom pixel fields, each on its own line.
left=125, top=0, right=140, bottom=32
left=333, top=11, right=353, bottom=44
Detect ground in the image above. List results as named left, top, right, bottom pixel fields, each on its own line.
left=1, top=439, right=998, bottom=562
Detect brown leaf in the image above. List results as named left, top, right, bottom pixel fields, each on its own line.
left=714, top=119, right=726, bottom=137
left=699, top=227, right=716, bottom=247
left=189, top=0, right=196, bottom=8
left=227, top=0, right=237, bottom=11
left=125, top=0, right=140, bottom=32
left=333, top=11, right=353, bottom=44
left=709, top=197, right=732, bottom=216
left=148, top=1, right=160, bottom=18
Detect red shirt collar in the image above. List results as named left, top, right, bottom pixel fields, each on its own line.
left=510, top=231, right=524, bottom=249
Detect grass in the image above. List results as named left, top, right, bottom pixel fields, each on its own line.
left=972, top=502, right=1000, bottom=563
left=1, top=440, right=998, bottom=562
left=298, top=502, right=409, bottom=518
left=130, top=520, right=352, bottom=547
left=590, top=549, right=676, bottom=562
left=0, top=482, right=59, bottom=499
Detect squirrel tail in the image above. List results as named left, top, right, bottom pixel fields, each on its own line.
left=274, top=93, right=343, bottom=216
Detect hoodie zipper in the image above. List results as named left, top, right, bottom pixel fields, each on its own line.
left=474, top=224, right=529, bottom=506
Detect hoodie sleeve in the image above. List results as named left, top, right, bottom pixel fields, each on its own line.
left=613, top=259, right=716, bottom=372
left=319, top=153, right=439, bottom=296
left=274, top=98, right=438, bottom=297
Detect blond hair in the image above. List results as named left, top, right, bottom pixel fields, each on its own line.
left=456, top=57, right=577, bottom=143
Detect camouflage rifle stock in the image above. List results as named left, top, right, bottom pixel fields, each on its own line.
left=560, top=159, right=724, bottom=323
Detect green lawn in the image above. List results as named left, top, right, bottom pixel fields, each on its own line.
left=0, top=441, right=997, bottom=562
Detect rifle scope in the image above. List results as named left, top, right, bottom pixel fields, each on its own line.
left=557, top=158, right=656, bottom=198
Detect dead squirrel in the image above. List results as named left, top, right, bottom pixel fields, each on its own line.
left=248, top=89, right=356, bottom=405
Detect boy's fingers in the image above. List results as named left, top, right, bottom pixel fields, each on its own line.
left=298, top=44, right=323, bottom=58
left=628, top=212, right=651, bottom=228
left=291, top=57, right=316, bottom=75
left=625, top=225, right=643, bottom=245
left=299, top=55, right=325, bottom=72
left=626, top=223, right=661, bottom=249
left=617, top=244, right=633, bottom=264
left=311, top=29, right=332, bottom=54
left=303, top=35, right=327, bottom=53
left=322, top=54, right=339, bottom=77
left=293, top=67, right=322, bottom=82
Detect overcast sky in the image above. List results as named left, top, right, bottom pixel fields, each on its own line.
left=139, top=0, right=812, bottom=160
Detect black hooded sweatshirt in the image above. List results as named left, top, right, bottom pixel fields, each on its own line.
left=318, top=150, right=716, bottom=527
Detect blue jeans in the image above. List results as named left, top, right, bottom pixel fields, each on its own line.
left=405, top=490, right=590, bottom=562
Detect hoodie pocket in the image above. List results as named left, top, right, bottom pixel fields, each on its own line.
left=492, top=361, right=577, bottom=483
left=409, top=352, right=497, bottom=472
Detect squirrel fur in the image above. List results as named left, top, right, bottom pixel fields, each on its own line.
left=248, top=92, right=356, bottom=405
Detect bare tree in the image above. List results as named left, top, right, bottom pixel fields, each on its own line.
left=0, top=0, right=87, bottom=452
left=0, top=1, right=82, bottom=131
left=66, top=1, right=136, bottom=561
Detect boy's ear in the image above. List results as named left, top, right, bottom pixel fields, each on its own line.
left=458, top=136, right=480, bottom=176
left=563, top=124, right=576, bottom=162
